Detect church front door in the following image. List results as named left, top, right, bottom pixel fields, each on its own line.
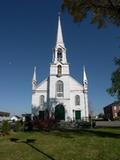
left=55, top=104, right=65, bottom=121
left=39, top=111, right=44, bottom=120
left=75, top=110, right=81, bottom=120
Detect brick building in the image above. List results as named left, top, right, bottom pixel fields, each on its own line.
left=104, top=101, right=120, bottom=120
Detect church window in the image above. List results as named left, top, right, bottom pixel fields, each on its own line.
left=40, top=95, right=44, bottom=106
left=57, top=48, right=62, bottom=62
left=56, top=80, right=64, bottom=97
left=75, top=95, right=80, bottom=105
left=57, top=65, right=62, bottom=77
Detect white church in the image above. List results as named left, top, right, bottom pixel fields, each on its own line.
left=32, top=16, right=89, bottom=121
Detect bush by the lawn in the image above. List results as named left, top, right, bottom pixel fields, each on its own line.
left=1, top=120, right=10, bottom=134
left=15, top=121, right=23, bottom=132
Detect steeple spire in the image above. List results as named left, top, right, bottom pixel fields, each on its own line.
left=32, top=66, right=37, bottom=90
left=56, top=15, right=65, bottom=48
left=51, top=14, right=68, bottom=65
left=83, top=66, right=88, bottom=90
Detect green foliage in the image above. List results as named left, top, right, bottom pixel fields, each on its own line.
left=62, top=0, right=120, bottom=28
left=114, top=116, right=120, bottom=121
left=15, top=121, right=23, bottom=132
left=1, top=120, right=10, bottom=133
left=98, top=113, right=104, bottom=118
left=107, top=57, right=120, bottom=100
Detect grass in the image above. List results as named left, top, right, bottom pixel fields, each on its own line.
left=0, top=128, right=120, bottom=160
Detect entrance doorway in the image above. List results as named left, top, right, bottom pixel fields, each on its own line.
left=39, top=111, right=44, bottom=120
left=75, top=110, right=81, bottom=120
left=55, top=104, right=65, bottom=121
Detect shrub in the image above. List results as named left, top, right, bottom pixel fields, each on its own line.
left=114, top=116, right=120, bottom=121
left=1, top=120, right=10, bottom=133
left=77, top=121, right=91, bottom=128
left=24, top=120, right=33, bottom=131
left=15, top=121, right=23, bottom=132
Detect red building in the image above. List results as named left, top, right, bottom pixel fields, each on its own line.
left=104, top=101, right=120, bottom=120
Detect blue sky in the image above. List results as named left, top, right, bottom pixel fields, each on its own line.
left=0, top=0, right=119, bottom=115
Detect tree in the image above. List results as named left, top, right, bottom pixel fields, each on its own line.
left=62, top=0, right=120, bottom=28
left=98, top=113, right=104, bottom=119
left=15, top=121, right=23, bottom=132
left=2, top=120, right=10, bottom=133
left=107, top=57, right=120, bottom=100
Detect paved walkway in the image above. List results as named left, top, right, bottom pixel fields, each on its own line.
left=96, top=121, right=120, bottom=127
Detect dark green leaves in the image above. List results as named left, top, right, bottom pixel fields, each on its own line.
left=107, top=57, right=120, bottom=100
left=62, top=0, right=120, bottom=28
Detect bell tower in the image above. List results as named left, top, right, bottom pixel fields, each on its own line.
left=50, top=15, right=69, bottom=76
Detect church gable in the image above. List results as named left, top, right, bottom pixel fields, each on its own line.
left=36, top=78, right=48, bottom=91
left=69, top=76, right=83, bottom=91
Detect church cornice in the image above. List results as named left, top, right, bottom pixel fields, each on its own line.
left=50, top=62, right=69, bottom=65
left=50, top=74, right=70, bottom=76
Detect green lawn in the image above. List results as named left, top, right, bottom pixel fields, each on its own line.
left=0, top=128, right=120, bottom=160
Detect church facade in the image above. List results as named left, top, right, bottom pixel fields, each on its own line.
left=32, top=16, right=89, bottom=121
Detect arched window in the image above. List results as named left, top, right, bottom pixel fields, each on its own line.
left=57, top=65, right=62, bottom=77
left=40, top=95, right=44, bottom=106
left=75, top=95, right=80, bottom=105
left=57, top=48, right=62, bottom=62
left=56, top=80, right=64, bottom=97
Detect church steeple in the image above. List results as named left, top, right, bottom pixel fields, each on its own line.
left=56, top=15, right=65, bottom=48
left=50, top=15, right=69, bottom=76
left=52, top=15, right=67, bottom=64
